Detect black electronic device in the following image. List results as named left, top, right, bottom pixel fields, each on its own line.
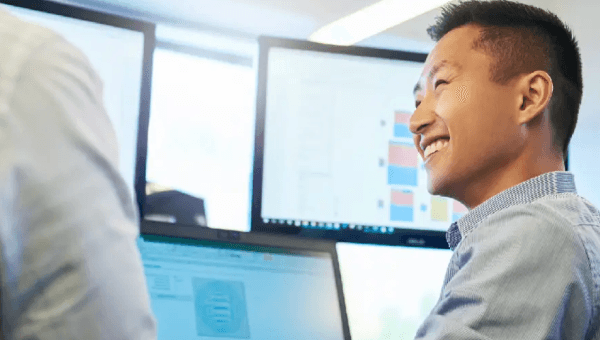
left=140, top=219, right=352, bottom=340
left=251, top=36, right=460, bottom=247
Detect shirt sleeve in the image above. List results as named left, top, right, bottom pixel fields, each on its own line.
left=415, top=201, right=595, bottom=340
left=0, top=34, right=157, bottom=339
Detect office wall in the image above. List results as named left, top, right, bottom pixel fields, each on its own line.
left=553, top=1, right=600, bottom=207
left=571, top=132, right=600, bottom=207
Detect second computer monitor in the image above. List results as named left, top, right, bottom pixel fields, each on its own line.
left=251, top=37, right=468, bottom=247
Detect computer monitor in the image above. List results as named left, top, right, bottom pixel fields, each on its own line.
left=251, top=36, right=468, bottom=247
left=0, top=0, right=155, bottom=216
left=142, top=46, right=256, bottom=231
left=139, top=220, right=352, bottom=340
left=337, top=242, right=452, bottom=339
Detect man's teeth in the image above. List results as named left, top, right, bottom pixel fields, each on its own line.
left=424, top=139, right=449, bottom=158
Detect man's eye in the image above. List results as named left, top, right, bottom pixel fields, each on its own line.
left=435, top=79, right=448, bottom=89
left=415, top=100, right=421, bottom=108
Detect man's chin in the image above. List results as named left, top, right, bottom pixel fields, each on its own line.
left=427, top=177, right=451, bottom=198
left=427, top=177, right=439, bottom=195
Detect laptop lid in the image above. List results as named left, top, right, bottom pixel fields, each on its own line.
left=139, top=220, right=352, bottom=340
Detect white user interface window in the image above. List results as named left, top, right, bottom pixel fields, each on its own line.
left=146, top=48, right=256, bottom=231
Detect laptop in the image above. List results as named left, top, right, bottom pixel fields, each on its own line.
left=138, top=220, right=352, bottom=340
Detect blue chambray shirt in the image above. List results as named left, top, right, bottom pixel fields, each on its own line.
left=415, top=171, right=600, bottom=340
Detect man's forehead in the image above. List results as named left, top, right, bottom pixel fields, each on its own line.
left=423, top=59, right=462, bottom=78
left=420, top=25, right=479, bottom=77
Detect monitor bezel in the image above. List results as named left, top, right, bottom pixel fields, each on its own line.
left=250, top=36, right=454, bottom=248
left=141, top=219, right=353, bottom=340
left=0, top=0, right=156, bottom=222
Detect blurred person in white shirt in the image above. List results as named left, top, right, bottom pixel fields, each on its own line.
left=0, top=7, right=157, bottom=339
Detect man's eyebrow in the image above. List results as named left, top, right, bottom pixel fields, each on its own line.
left=413, top=60, right=462, bottom=97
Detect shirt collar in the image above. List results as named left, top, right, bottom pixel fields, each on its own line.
left=446, top=171, right=577, bottom=250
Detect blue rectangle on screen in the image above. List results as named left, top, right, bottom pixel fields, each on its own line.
left=453, top=213, right=464, bottom=222
left=394, top=124, right=412, bottom=138
left=390, top=205, right=413, bottom=222
left=388, top=165, right=418, bottom=186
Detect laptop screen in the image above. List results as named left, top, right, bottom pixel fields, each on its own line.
left=138, top=234, right=347, bottom=340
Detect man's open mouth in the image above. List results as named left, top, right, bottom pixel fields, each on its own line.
left=424, top=138, right=450, bottom=158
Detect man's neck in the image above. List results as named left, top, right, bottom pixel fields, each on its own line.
left=458, top=151, right=565, bottom=209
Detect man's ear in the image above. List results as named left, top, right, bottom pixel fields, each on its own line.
left=517, top=70, right=553, bottom=125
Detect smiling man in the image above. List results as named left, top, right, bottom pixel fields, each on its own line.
left=410, top=1, right=600, bottom=339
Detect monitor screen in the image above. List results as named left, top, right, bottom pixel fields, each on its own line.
left=142, top=48, right=256, bottom=230
left=251, top=37, right=467, bottom=246
left=1, top=0, right=154, bottom=206
left=138, top=233, right=348, bottom=340
left=337, top=242, right=452, bottom=339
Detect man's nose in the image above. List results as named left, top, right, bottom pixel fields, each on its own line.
left=409, top=104, right=435, bottom=135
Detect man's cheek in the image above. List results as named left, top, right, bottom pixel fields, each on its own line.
left=456, top=85, right=469, bottom=103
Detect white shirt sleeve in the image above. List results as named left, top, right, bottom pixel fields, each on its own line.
left=0, top=19, right=157, bottom=340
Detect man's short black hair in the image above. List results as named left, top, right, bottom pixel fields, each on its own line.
left=427, top=0, right=583, bottom=155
